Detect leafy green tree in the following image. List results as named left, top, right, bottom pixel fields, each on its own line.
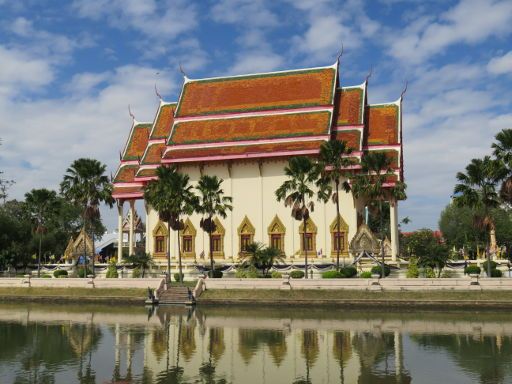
left=401, top=229, right=449, bottom=277
left=276, top=156, right=319, bottom=279
left=239, top=242, right=284, bottom=277
left=453, top=156, right=504, bottom=276
left=352, top=152, right=406, bottom=277
left=60, top=158, right=113, bottom=277
left=316, top=140, right=354, bottom=269
left=24, top=189, right=60, bottom=277
left=124, top=252, right=154, bottom=278
left=196, top=175, right=232, bottom=278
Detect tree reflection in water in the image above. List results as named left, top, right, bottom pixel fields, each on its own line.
left=411, top=334, right=512, bottom=384
left=293, top=330, right=319, bottom=384
left=333, top=331, right=352, bottom=384
left=198, top=327, right=230, bottom=384
left=237, top=329, right=287, bottom=366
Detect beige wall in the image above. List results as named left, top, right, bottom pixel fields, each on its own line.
left=147, top=159, right=361, bottom=263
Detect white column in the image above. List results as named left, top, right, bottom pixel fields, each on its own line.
left=129, top=200, right=135, bottom=256
left=394, top=330, right=402, bottom=377
left=117, top=201, right=124, bottom=263
left=390, top=201, right=399, bottom=262
left=144, top=202, right=150, bottom=254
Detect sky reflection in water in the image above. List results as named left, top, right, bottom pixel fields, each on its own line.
left=0, top=304, right=511, bottom=384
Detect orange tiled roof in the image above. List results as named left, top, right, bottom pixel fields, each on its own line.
left=370, top=149, right=400, bottom=169
left=112, top=185, right=143, bottom=198
left=175, top=67, right=337, bottom=117
left=135, top=167, right=157, bottom=178
left=150, top=103, right=176, bottom=140
left=367, top=104, right=399, bottom=145
left=334, top=87, right=364, bottom=126
left=164, top=140, right=324, bottom=162
left=141, top=142, right=165, bottom=165
left=169, top=111, right=332, bottom=145
left=334, top=129, right=362, bottom=151
left=122, top=123, right=151, bottom=161
left=113, top=164, right=139, bottom=183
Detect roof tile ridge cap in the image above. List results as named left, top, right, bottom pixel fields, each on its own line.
left=182, top=62, right=337, bottom=83
left=339, top=80, right=366, bottom=90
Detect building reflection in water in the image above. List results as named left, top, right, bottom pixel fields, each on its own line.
left=1, top=305, right=512, bottom=383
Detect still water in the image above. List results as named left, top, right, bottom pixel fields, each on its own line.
left=0, top=303, right=511, bottom=384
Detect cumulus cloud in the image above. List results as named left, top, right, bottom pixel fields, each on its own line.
left=487, top=51, right=512, bottom=75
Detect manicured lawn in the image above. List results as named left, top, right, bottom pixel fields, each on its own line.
left=0, top=287, right=147, bottom=298
left=200, top=289, right=512, bottom=301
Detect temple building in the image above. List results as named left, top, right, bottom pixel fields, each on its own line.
left=112, top=60, right=404, bottom=266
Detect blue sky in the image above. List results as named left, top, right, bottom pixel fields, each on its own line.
left=1, top=0, right=512, bottom=231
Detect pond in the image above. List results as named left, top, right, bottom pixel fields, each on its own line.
left=0, top=303, right=511, bottom=383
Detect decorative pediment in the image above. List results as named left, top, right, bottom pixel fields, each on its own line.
left=213, top=217, right=225, bottom=235
left=349, top=224, right=380, bottom=254
left=152, top=220, right=168, bottom=236
left=64, top=228, right=94, bottom=260
left=268, top=215, right=286, bottom=234
left=122, top=209, right=145, bottom=232
left=299, top=218, right=317, bottom=234
left=182, top=218, right=197, bottom=236
left=329, top=214, right=349, bottom=232
left=237, top=215, right=255, bottom=235
left=383, top=237, right=392, bottom=257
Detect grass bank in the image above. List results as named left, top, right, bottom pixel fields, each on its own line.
left=198, top=289, right=512, bottom=309
left=0, top=287, right=147, bottom=304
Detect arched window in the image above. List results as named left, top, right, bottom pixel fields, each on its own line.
left=152, top=221, right=168, bottom=258
left=211, top=217, right=225, bottom=258
left=299, top=218, right=317, bottom=256
left=330, top=215, right=349, bottom=257
left=267, top=215, right=286, bottom=253
left=237, top=215, right=255, bottom=254
left=180, top=218, right=196, bottom=258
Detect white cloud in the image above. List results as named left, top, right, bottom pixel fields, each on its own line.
left=211, top=0, right=278, bottom=28
left=228, top=51, right=284, bottom=75
left=487, top=51, right=512, bottom=75
left=389, top=0, right=512, bottom=64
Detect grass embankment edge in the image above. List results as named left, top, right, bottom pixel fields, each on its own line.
left=0, top=288, right=147, bottom=304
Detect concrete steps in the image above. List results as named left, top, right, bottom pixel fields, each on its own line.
left=158, top=286, right=195, bottom=305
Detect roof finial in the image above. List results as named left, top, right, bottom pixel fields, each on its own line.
left=110, top=172, right=113, bottom=182
left=400, top=80, right=408, bottom=100
left=119, top=151, right=122, bottom=161
left=155, top=84, right=162, bottom=100
left=128, top=104, right=135, bottom=121
left=336, top=42, right=344, bottom=63
left=179, top=62, right=187, bottom=79
left=365, top=66, right=373, bottom=83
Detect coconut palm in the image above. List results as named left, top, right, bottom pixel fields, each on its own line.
left=453, top=156, right=504, bottom=277
left=492, top=128, right=512, bottom=202
left=239, top=242, right=284, bottom=277
left=196, top=175, right=232, bottom=277
left=276, top=156, right=319, bottom=279
left=24, top=189, right=60, bottom=277
left=60, top=158, right=113, bottom=277
left=123, top=252, right=154, bottom=278
left=352, top=151, right=406, bottom=278
left=316, top=140, right=354, bottom=269
left=144, top=165, right=197, bottom=284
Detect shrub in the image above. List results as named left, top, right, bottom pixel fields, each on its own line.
left=371, top=265, right=390, bottom=277
left=236, top=266, right=258, bottom=278
left=106, top=264, right=118, bottom=279
left=77, top=267, right=91, bottom=278
left=174, top=273, right=184, bottom=282
left=271, top=270, right=282, bottom=278
left=322, top=270, right=343, bottom=279
left=53, top=269, right=68, bottom=278
left=208, top=269, right=223, bottom=278
left=406, top=258, right=419, bottom=278
left=441, top=269, right=456, bottom=278
left=464, top=265, right=481, bottom=275
left=490, top=268, right=503, bottom=278
left=340, top=266, right=357, bottom=278
left=360, top=271, right=372, bottom=278
left=482, top=260, right=498, bottom=271
left=42, top=274, right=52, bottom=278
left=132, top=268, right=141, bottom=278
left=290, top=270, right=305, bottom=279
left=424, top=267, right=436, bottom=278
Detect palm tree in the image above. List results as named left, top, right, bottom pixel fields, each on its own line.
left=352, top=152, right=406, bottom=278
left=316, top=140, right=354, bottom=269
left=144, top=165, right=197, bottom=284
left=492, top=129, right=512, bottom=202
left=24, top=189, right=60, bottom=277
left=276, top=156, right=319, bottom=279
left=60, top=158, right=113, bottom=277
left=124, top=252, right=154, bottom=278
left=239, top=242, right=284, bottom=277
left=196, top=175, right=232, bottom=277
left=453, top=156, right=504, bottom=277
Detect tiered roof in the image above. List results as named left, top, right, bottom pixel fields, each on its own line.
left=112, top=62, right=403, bottom=199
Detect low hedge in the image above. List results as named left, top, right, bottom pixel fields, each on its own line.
left=271, top=271, right=282, bottom=278
left=491, top=269, right=503, bottom=278
left=464, top=265, right=481, bottom=275
left=482, top=260, right=498, bottom=271
left=77, top=267, right=92, bottom=278
left=322, top=270, right=344, bottom=279
left=290, top=270, right=305, bottom=279
left=340, top=266, right=357, bottom=278
left=106, top=266, right=118, bottom=278
left=174, top=273, right=184, bottom=282
left=208, top=270, right=223, bottom=278
left=53, top=270, right=68, bottom=278
left=360, top=271, right=372, bottom=278
left=371, top=265, right=391, bottom=277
